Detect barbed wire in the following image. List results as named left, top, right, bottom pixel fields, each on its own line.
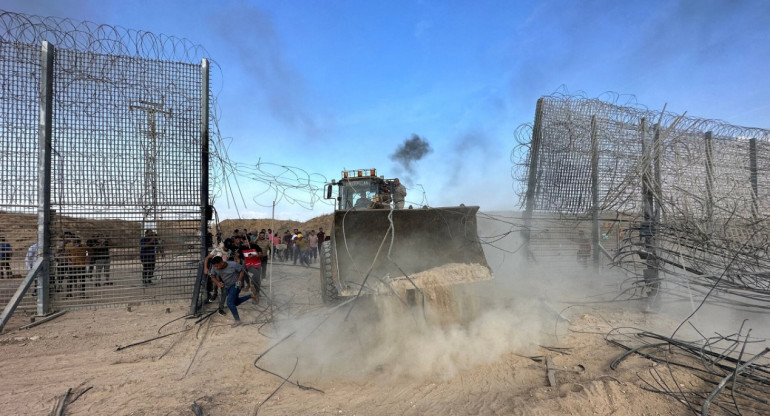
left=0, top=10, right=208, bottom=63
left=231, top=160, right=331, bottom=211
left=0, top=10, right=366, bottom=217
left=0, top=9, right=238, bottom=206
left=0, top=3, right=437, bottom=219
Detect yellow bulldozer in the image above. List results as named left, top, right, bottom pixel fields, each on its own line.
left=319, top=169, right=492, bottom=309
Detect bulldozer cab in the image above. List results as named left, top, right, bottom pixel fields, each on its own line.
left=328, top=169, right=393, bottom=210
left=341, top=177, right=378, bottom=210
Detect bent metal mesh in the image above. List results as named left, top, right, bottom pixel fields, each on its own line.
left=513, top=93, right=770, bottom=217
left=512, top=94, right=770, bottom=307
left=0, top=10, right=210, bottom=311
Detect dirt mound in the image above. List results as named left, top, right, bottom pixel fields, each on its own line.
left=218, top=214, right=333, bottom=237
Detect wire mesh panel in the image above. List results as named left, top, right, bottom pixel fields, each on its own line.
left=0, top=10, right=211, bottom=312
left=0, top=41, right=39, bottom=213
left=513, top=94, right=770, bottom=307
left=47, top=48, right=203, bottom=308
left=0, top=40, right=41, bottom=308
left=515, top=93, right=770, bottom=220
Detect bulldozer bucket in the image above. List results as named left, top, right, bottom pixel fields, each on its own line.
left=325, top=206, right=490, bottom=299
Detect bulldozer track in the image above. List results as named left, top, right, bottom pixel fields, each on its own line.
left=320, top=241, right=338, bottom=304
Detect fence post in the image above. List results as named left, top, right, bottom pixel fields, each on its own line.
left=641, top=119, right=654, bottom=228
left=190, top=58, right=210, bottom=315
left=704, top=131, right=714, bottom=223
left=639, top=118, right=659, bottom=302
left=750, top=138, right=758, bottom=220
left=37, top=41, right=54, bottom=316
left=590, top=115, right=600, bottom=269
left=522, top=98, right=544, bottom=261
left=653, top=125, right=662, bottom=224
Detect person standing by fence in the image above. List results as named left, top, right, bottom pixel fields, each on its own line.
left=283, top=230, right=293, bottom=262
left=65, top=238, right=88, bottom=297
left=90, top=234, right=111, bottom=286
left=308, top=230, right=318, bottom=263
left=0, top=237, right=11, bottom=279
left=25, top=242, right=38, bottom=271
left=140, top=230, right=159, bottom=286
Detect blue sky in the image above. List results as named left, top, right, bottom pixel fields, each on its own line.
left=6, top=0, right=770, bottom=221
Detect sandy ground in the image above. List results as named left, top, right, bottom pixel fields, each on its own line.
left=1, top=259, right=703, bottom=416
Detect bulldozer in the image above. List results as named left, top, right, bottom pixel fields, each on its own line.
left=319, top=168, right=492, bottom=310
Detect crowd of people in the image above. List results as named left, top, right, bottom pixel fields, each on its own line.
left=47, top=230, right=163, bottom=297
left=0, top=238, right=44, bottom=279
left=202, top=227, right=328, bottom=327
left=2, top=223, right=331, bottom=322
left=1, top=230, right=169, bottom=299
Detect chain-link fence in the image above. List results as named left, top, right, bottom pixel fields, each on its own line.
left=0, top=10, right=212, bottom=320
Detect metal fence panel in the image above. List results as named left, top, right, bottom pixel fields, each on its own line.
left=46, top=48, right=203, bottom=309
left=0, top=41, right=40, bottom=212
left=517, top=94, right=770, bottom=220
left=0, top=11, right=209, bottom=313
left=0, top=40, right=42, bottom=311
left=514, top=94, right=770, bottom=308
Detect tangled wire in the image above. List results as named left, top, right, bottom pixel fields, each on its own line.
left=512, top=91, right=770, bottom=310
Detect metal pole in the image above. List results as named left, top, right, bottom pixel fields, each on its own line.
left=151, top=111, right=158, bottom=228
left=704, top=131, right=715, bottom=223
left=749, top=138, right=758, bottom=220
left=523, top=98, right=544, bottom=260
left=590, top=115, right=600, bottom=269
left=2, top=41, right=55, bottom=330
left=1, top=261, right=44, bottom=333
left=648, top=124, right=663, bottom=303
left=640, top=118, right=659, bottom=303
left=37, top=41, right=54, bottom=316
left=641, top=119, right=653, bottom=226
left=653, top=126, right=662, bottom=224
left=190, top=58, right=209, bottom=315
left=270, top=200, right=275, bottom=297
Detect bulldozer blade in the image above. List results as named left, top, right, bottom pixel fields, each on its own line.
left=330, top=206, right=491, bottom=293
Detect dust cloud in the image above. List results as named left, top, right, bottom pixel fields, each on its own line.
left=263, top=213, right=612, bottom=383
left=479, top=214, right=770, bottom=351
left=264, top=294, right=550, bottom=383
left=263, top=212, right=769, bottom=384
